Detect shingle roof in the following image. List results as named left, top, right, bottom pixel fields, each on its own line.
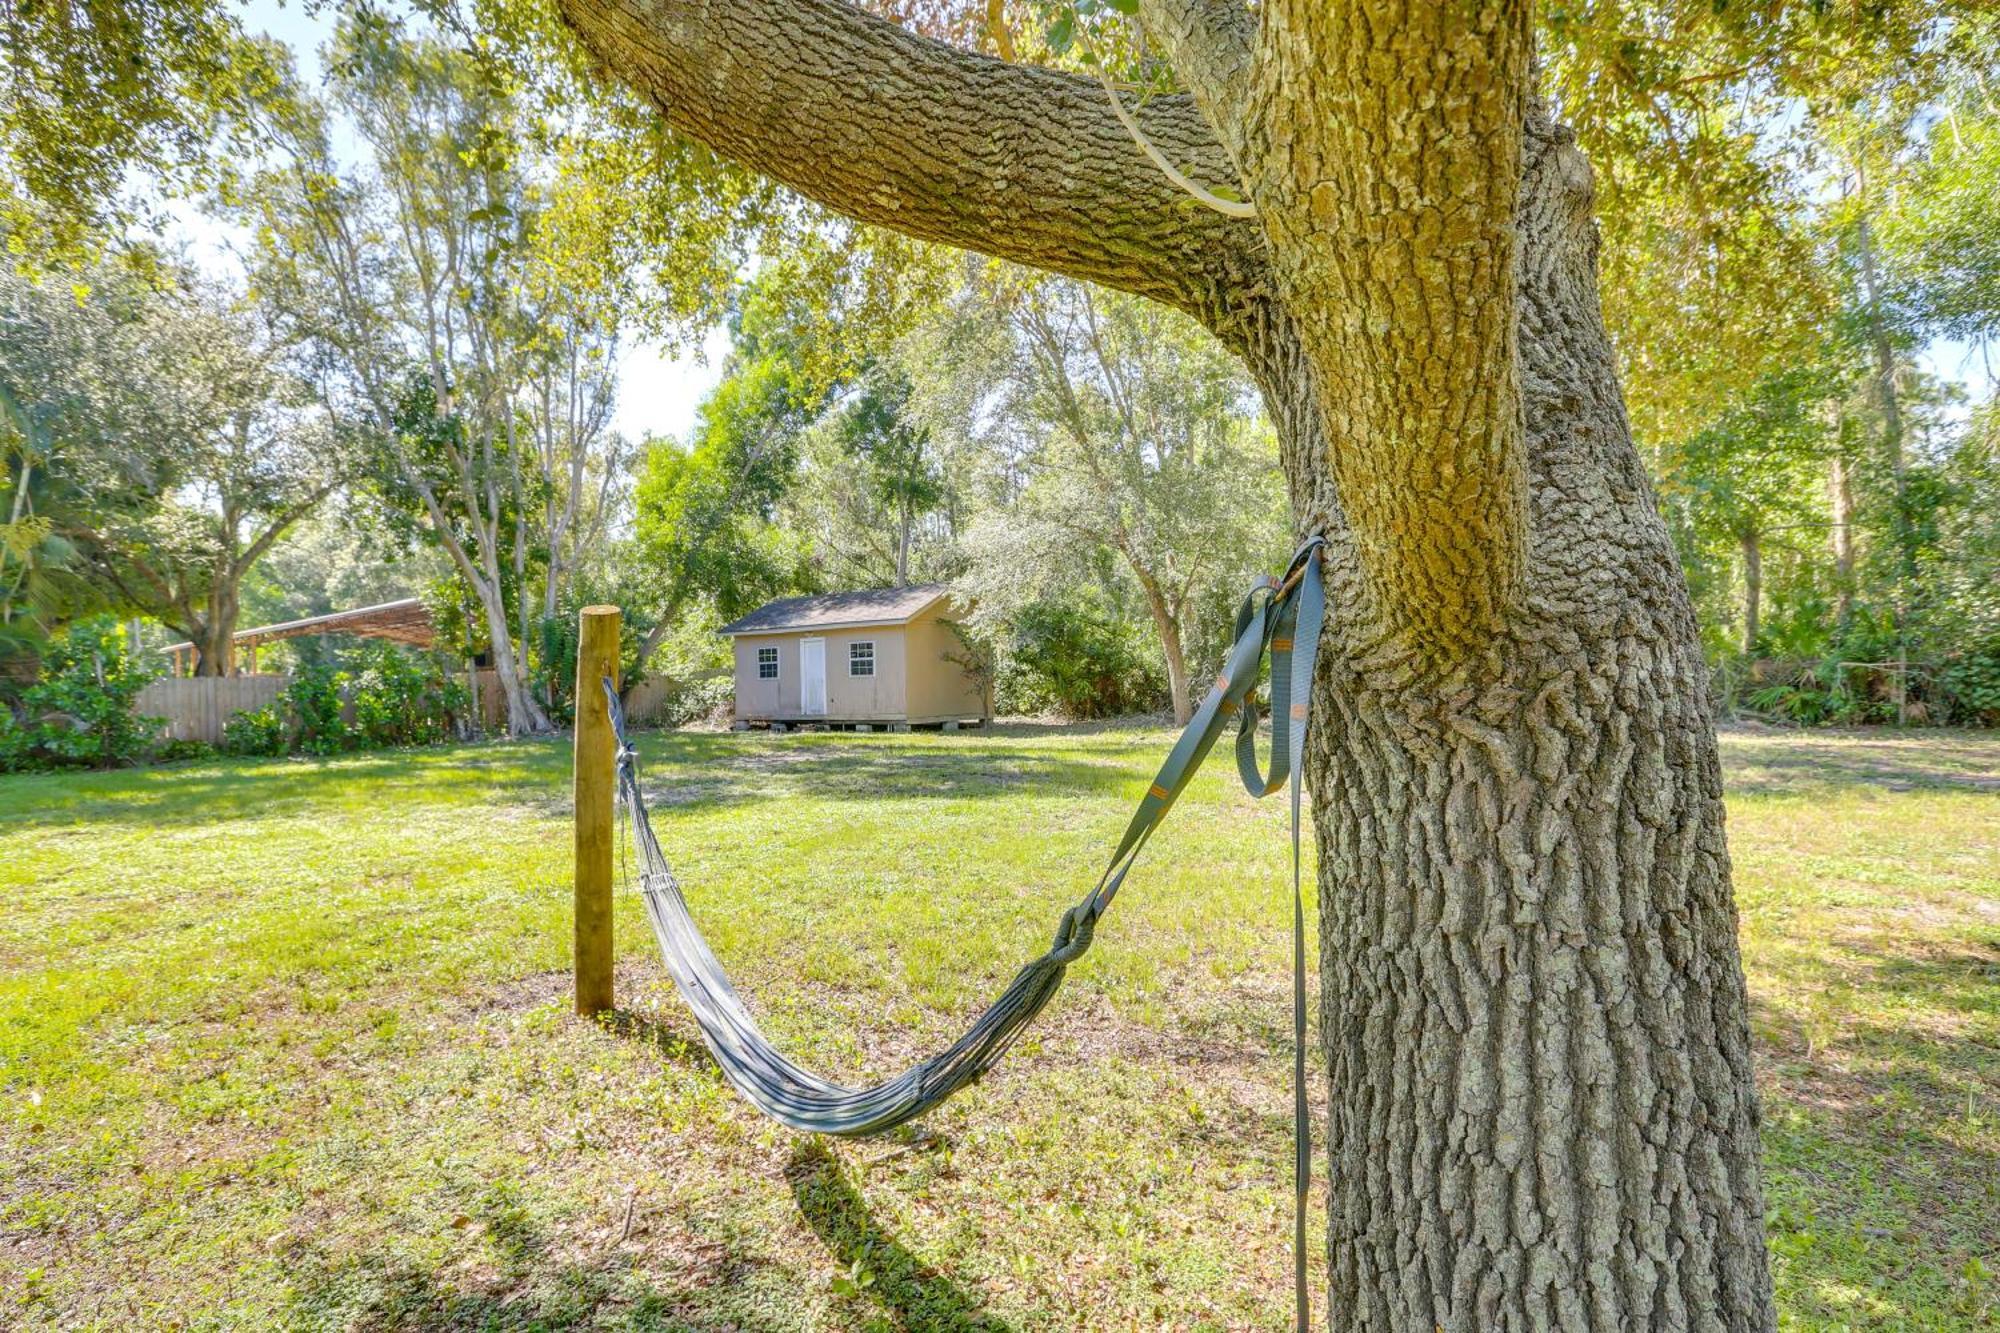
left=717, top=584, right=951, bottom=636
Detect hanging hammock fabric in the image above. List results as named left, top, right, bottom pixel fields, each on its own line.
left=603, top=536, right=1326, bottom=1320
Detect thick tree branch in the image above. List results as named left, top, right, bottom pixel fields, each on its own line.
left=554, top=0, right=1261, bottom=316
left=1134, top=0, right=1257, bottom=171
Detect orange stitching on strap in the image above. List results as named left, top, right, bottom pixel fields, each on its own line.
left=1148, top=784, right=1169, bottom=801
left=1272, top=637, right=1293, bottom=651
left=1289, top=703, right=1307, bottom=720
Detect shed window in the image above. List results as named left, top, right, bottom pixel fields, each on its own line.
left=756, top=646, right=779, bottom=680
left=849, top=641, right=875, bottom=677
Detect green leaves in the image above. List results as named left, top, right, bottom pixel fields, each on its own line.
left=1046, top=12, right=1075, bottom=56
left=1880, top=99, right=2000, bottom=345
left=1030, top=0, right=1141, bottom=70
left=0, top=0, right=280, bottom=266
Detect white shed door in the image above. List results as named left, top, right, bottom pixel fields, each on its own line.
left=799, top=638, right=827, bottom=716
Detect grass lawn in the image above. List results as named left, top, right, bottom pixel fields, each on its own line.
left=2, top=723, right=1995, bottom=1330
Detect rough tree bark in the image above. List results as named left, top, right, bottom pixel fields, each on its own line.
left=555, top=1, right=1776, bottom=1326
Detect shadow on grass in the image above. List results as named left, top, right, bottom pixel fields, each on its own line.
left=1752, top=934, right=2000, bottom=1251
left=0, top=725, right=1159, bottom=837
left=281, top=1183, right=790, bottom=1332
left=788, top=1140, right=1017, bottom=1332
left=614, top=735, right=1142, bottom=818
left=1719, top=728, right=2000, bottom=796
left=0, top=742, right=565, bottom=831
left=602, top=1004, right=721, bottom=1077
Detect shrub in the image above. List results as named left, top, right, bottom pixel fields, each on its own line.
left=1937, top=647, right=2000, bottom=727
left=153, top=737, right=219, bottom=764
left=0, top=704, right=26, bottom=770
left=1744, top=673, right=1847, bottom=726
left=0, top=622, right=159, bottom=771
left=650, top=670, right=734, bottom=728
left=535, top=613, right=580, bottom=727
left=284, top=662, right=350, bottom=755
left=1000, top=599, right=1165, bottom=719
left=221, top=707, right=287, bottom=757
left=349, top=643, right=467, bottom=748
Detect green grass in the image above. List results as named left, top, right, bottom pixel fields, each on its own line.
left=1, top=723, right=1994, bottom=1330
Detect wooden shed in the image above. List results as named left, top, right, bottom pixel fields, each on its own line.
left=720, top=584, right=990, bottom=729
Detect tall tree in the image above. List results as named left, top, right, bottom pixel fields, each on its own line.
left=1661, top=365, right=1838, bottom=656
left=627, top=340, right=812, bottom=683
left=0, top=0, right=271, bottom=263
left=244, top=7, right=755, bottom=733
left=246, top=18, right=587, bottom=734
left=524, top=306, right=626, bottom=624
left=956, top=275, right=1284, bottom=724
left=0, top=268, right=148, bottom=663
left=555, top=1, right=1776, bottom=1325
left=831, top=363, right=944, bottom=587
left=1, top=264, right=334, bottom=674
left=70, top=290, right=343, bottom=675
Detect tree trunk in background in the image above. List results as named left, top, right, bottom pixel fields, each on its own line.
left=1138, top=573, right=1193, bottom=725
left=191, top=618, right=235, bottom=677
left=1830, top=452, right=1856, bottom=632
left=556, top=2, right=1776, bottom=1323
left=430, top=505, right=550, bottom=738
left=481, top=591, right=547, bottom=738
left=1854, top=213, right=1913, bottom=724
left=464, top=654, right=481, bottom=740
left=188, top=583, right=242, bottom=677
left=896, top=493, right=912, bottom=586
left=1741, top=529, right=1762, bottom=655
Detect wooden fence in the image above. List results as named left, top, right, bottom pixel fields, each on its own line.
left=135, top=675, right=289, bottom=744
left=141, top=672, right=496, bottom=744
left=134, top=667, right=700, bottom=744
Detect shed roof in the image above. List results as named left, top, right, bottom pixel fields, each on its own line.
left=718, top=584, right=950, bottom=636
left=159, top=598, right=436, bottom=654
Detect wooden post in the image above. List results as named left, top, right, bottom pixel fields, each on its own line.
left=573, top=605, right=620, bottom=1017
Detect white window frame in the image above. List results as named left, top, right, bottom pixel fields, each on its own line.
left=848, top=640, right=876, bottom=677
left=756, top=645, right=779, bottom=680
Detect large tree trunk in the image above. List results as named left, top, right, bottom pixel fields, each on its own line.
left=1242, top=117, right=1772, bottom=1330
left=480, top=590, right=549, bottom=738
left=555, top=3, right=1775, bottom=1325
left=440, top=510, right=551, bottom=738
left=190, top=618, right=234, bottom=677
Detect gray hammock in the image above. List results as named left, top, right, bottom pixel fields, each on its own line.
left=604, top=537, right=1326, bottom=1320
